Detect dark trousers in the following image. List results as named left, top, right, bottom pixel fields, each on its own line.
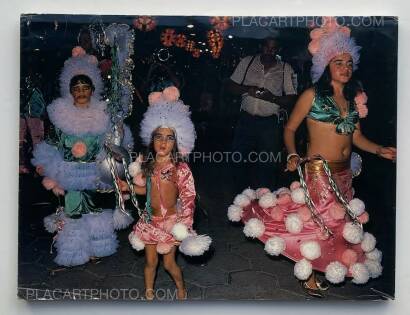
left=231, top=111, right=282, bottom=193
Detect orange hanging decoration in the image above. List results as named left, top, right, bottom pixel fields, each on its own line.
left=185, top=40, right=195, bottom=52
left=133, top=16, right=157, bottom=32
left=175, top=34, right=187, bottom=48
left=209, top=16, right=231, bottom=31
left=207, top=29, right=224, bottom=58
left=160, top=28, right=176, bottom=47
left=211, top=47, right=221, bottom=59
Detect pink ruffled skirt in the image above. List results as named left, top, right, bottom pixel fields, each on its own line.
left=241, top=160, right=369, bottom=276
left=132, top=213, right=179, bottom=253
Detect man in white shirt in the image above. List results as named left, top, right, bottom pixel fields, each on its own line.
left=227, top=37, right=298, bottom=192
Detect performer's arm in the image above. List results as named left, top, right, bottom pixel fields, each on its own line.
left=353, top=123, right=396, bottom=160
left=118, top=179, right=146, bottom=195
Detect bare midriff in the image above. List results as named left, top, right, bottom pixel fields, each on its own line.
left=306, top=117, right=352, bottom=162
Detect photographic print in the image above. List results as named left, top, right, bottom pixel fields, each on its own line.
left=18, top=15, right=397, bottom=301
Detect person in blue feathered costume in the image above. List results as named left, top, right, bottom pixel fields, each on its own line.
left=31, top=47, right=134, bottom=267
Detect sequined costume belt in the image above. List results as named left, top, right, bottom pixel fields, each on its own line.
left=305, top=159, right=350, bottom=174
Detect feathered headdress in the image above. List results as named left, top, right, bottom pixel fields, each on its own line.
left=140, top=86, right=196, bottom=156
left=309, top=17, right=361, bottom=83
left=59, top=46, right=103, bottom=99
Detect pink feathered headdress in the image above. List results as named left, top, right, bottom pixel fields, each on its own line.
left=309, top=17, right=361, bottom=83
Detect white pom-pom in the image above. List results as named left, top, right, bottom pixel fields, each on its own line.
left=365, top=248, right=382, bottom=262
left=349, top=198, right=365, bottom=216
left=258, top=192, right=277, bottom=208
left=256, top=187, right=270, bottom=199
left=264, top=236, right=286, bottom=256
left=113, top=208, right=133, bottom=230
left=300, top=241, right=322, bottom=260
left=275, top=187, right=291, bottom=195
left=285, top=214, right=303, bottom=233
left=342, top=222, right=364, bottom=244
left=171, top=223, right=189, bottom=241
left=128, top=160, right=142, bottom=177
left=291, top=188, right=306, bottom=204
left=128, top=232, right=145, bottom=251
left=360, top=232, right=376, bottom=253
left=364, top=259, right=383, bottom=278
left=325, top=261, right=347, bottom=284
left=242, top=188, right=257, bottom=200
left=350, top=263, right=370, bottom=284
left=43, top=213, right=59, bottom=233
left=243, top=218, right=265, bottom=238
left=233, top=194, right=251, bottom=208
left=227, top=204, right=243, bottom=222
left=179, top=235, right=212, bottom=256
left=294, top=259, right=313, bottom=280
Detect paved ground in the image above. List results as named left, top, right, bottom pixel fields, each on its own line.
left=18, top=160, right=395, bottom=301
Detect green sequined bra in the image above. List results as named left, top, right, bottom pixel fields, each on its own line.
left=307, top=92, right=359, bottom=135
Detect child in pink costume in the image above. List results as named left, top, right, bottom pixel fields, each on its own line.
left=123, top=86, right=211, bottom=300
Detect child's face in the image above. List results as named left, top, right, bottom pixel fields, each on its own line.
left=153, top=128, right=176, bottom=158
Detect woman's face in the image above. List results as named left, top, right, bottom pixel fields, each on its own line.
left=329, top=53, right=353, bottom=84
left=153, top=128, right=176, bottom=158
left=71, top=83, right=92, bottom=107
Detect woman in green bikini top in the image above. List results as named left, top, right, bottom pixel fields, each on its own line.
left=285, top=52, right=396, bottom=168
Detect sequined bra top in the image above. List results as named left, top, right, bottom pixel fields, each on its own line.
left=307, top=91, right=359, bottom=135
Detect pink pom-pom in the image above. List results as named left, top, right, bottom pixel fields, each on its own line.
left=156, top=242, right=173, bottom=254
left=52, top=186, right=65, bottom=196
left=354, top=91, right=368, bottom=105
left=308, top=40, right=320, bottom=55
left=133, top=173, right=146, bottom=187
left=256, top=188, right=270, bottom=199
left=322, top=16, right=338, bottom=31
left=162, top=86, right=180, bottom=102
left=270, top=206, right=284, bottom=221
left=356, top=104, right=368, bottom=118
left=310, top=28, right=326, bottom=40
left=329, top=204, right=346, bottom=220
left=71, top=141, right=88, bottom=158
left=339, top=26, right=351, bottom=36
left=42, top=177, right=57, bottom=190
left=276, top=193, right=292, bottom=206
left=297, top=206, right=312, bottom=222
left=148, top=92, right=163, bottom=105
left=72, top=46, right=86, bottom=57
left=341, top=249, right=358, bottom=267
left=357, top=211, right=369, bottom=224
left=290, top=181, right=301, bottom=191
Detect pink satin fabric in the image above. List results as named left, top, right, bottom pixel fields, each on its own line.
left=133, top=213, right=178, bottom=246
left=131, top=162, right=196, bottom=249
left=241, top=165, right=365, bottom=275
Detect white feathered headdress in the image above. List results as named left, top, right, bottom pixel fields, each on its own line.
left=59, top=46, right=103, bottom=99
left=140, top=86, right=196, bottom=156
